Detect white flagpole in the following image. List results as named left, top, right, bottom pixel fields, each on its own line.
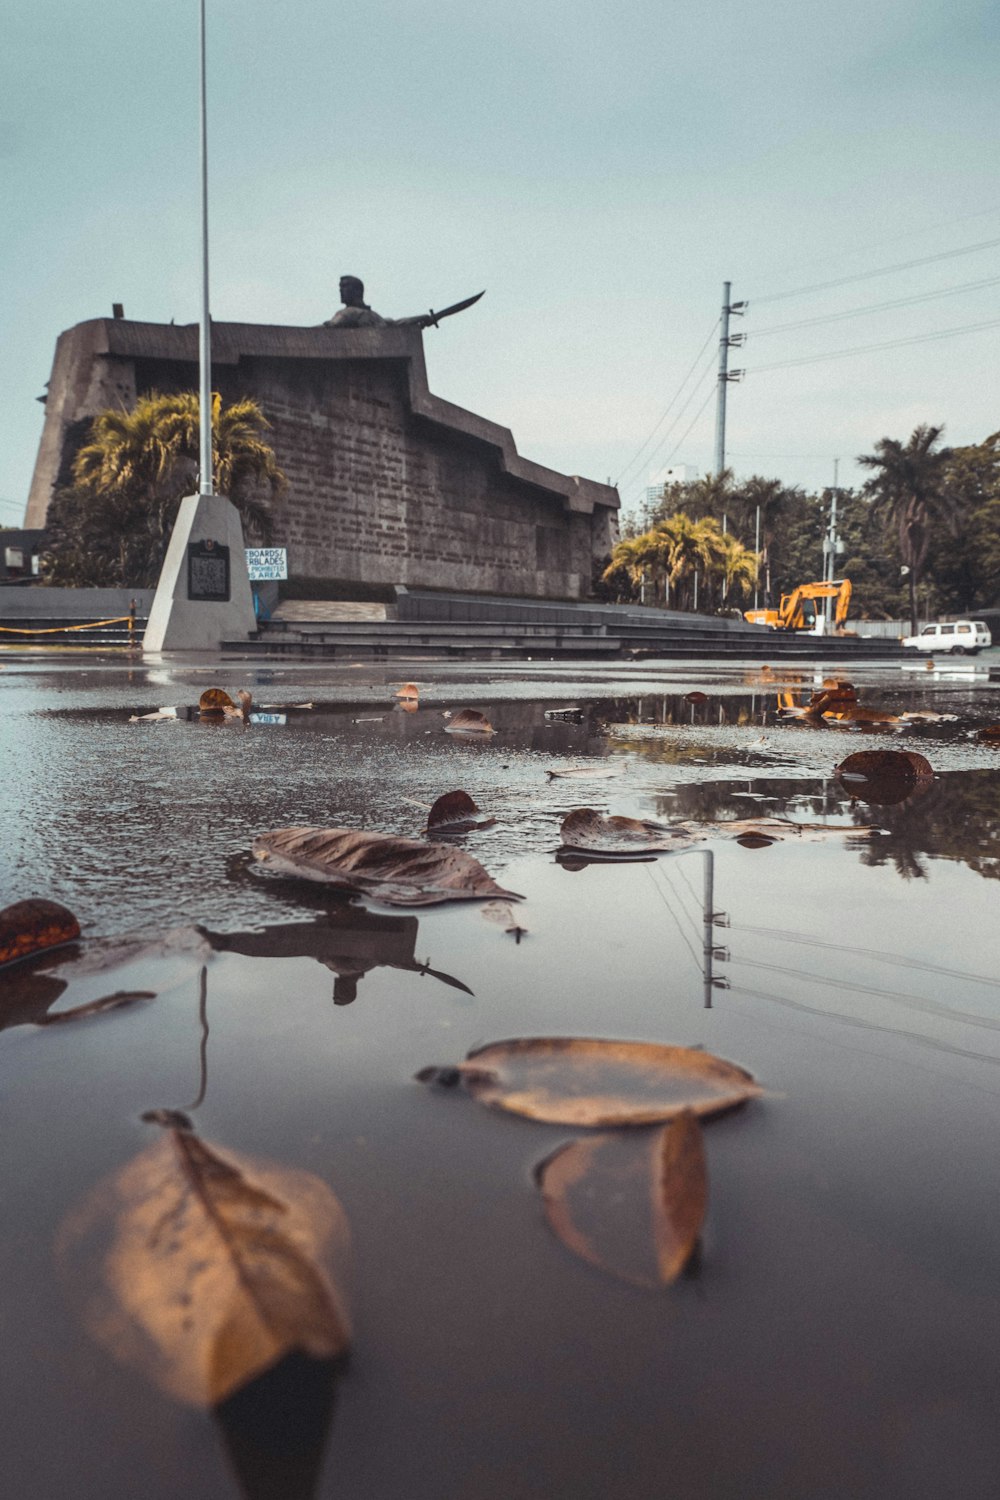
left=198, top=0, right=214, bottom=495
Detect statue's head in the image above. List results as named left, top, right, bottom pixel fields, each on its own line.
left=339, top=275, right=365, bottom=307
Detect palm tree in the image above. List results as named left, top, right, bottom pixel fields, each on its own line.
left=858, top=424, right=956, bottom=635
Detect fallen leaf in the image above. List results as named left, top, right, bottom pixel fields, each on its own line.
left=56, top=1125, right=351, bottom=1407
left=444, top=709, right=495, bottom=735
left=222, top=690, right=252, bottom=720
left=0, top=899, right=81, bottom=968
left=480, top=901, right=529, bottom=942
left=700, top=816, right=875, bottom=842
left=684, top=691, right=709, bottom=704
left=426, top=790, right=497, bottom=832
left=199, top=688, right=236, bottom=714
left=976, top=724, right=1000, bottom=743
left=546, top=765, right=622, bottom=780
left=536, top=1110, right=706, bottom=1288
left=416, top=1037, right=762, bottom=1126
left=129, top=707, right=180, bottom=723
left=37, top=990, right=156, bottom=1025
left=252, top=826, right=523, bottom=906
left=560, top=808, right=699, bottom=854
left=395, top=683, right=419, bottom=699
left=835, top=750, right=934, bottom=805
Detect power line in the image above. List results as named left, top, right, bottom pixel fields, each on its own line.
left=749, top=235, right=1000, bottom=307
left=750, top=274, right=1000, bottom=338
left=615, top=319, right=719, bottom=488
left=732, top=921, right=1000, bottom=990
left=651, top=381, right=718, bottom=480
left=746, top=201, right=1000, bottom=293
left=626, top=356, right=720, bottom=502
left=748, top=316, right=1000, bottom=375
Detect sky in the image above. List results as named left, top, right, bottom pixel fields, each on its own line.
left=2, top=0, right=998, bottom=528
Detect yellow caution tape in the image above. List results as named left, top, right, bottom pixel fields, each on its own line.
left=0, top=615, right=133, bottom=635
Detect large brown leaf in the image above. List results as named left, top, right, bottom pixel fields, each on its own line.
left=536, top=1111, right=707, bottom=1288
left=199, top=687, right=236, bottom=714
left=560, top=808, right=700, bottom=854
left=425, top=789, right=496, bottom=832
left=835, top=750, right=934, bottom=805
left=0, top=899, right=80, bottom=968
left=253, top=826, right=522, bottom=906
left=56, top=1126, right=351, bottom=1407
left=444, top=709, right=495, bottom=734
left=417, top=1037, right=761, bottom=1126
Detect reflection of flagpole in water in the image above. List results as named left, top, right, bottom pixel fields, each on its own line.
left=182, top=965, right=211, bottom=1109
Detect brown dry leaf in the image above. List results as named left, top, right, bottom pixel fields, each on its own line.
left=546, top=764, right=621, bottom=780
left=222, top=690, right=252, bottom=720
left=417, top=1037, right=761, bottom=1126
left=480, top=901, right=529, bottom=941
left=129, top=707, right=180, bottom=723
left=252, top=826, right=523, bottom=906
left=395, top=682, right=419, bottom=699
left=0, top=899, right=81, bottom=968
left=684, top=691, right=709, bottom=704
left=560, top=808, right=699, bottom=854
left=425, top=789, right=497, bottom=832
left=702, top=816, right=875, bottom=842
left=536, top=1110, right=707, bottom=1288
left=444, top=709, right=495, bottom=735
left=835, top=750, right=934, bottom=805
left=199, top=688, right=236, bottom=714
left=55, top=1126, right=351, bottom=1408
left=37, top=990, right=156, bottom=1025
left=976, top=724, right=1000, bottom=744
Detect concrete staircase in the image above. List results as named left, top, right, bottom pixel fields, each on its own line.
left=223, top=589, right=905, bottom=662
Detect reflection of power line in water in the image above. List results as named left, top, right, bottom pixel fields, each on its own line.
left=645, top=863, right=702, bottom=975
left=735, top=957, right=1000, bottom=1034
left=732, top=923, right=1000, bottom=990
left=729, top=985, right=1000, bottom=1072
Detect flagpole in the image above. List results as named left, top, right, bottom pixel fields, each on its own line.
left=198, top=0, right=214, bottom=496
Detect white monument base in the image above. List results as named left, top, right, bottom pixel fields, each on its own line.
left=143, top=493, right=256, bottom=653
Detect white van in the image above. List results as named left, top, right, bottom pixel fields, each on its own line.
left=901, top=620, right=992, bottom=655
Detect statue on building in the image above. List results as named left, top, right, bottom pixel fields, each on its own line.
left=324, top=275, right=484, bottom=330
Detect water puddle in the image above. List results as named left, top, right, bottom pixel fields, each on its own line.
left=2, top=660, right=999, bottom=1497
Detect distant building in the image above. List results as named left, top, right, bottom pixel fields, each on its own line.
left=643, top=465, right=698, bottom=512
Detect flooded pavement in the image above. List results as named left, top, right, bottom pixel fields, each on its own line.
left=2, top=654, right=1000, bottom=1499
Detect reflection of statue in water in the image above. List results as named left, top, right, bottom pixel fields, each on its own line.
left=324, top=275, right=484, bottom=331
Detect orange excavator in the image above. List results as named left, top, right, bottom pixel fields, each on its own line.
left=744, top=579, right=852, bottom=634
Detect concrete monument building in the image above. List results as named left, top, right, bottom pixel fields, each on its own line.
left=26, top=304, right=620, bottom=601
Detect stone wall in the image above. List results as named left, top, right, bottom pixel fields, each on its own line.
left=27, top=319, right=620, bottom=601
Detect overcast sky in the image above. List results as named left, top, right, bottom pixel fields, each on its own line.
left=3, top=0, right=998, bottom=526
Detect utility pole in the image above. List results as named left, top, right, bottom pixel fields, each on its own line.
left=714, top=281, right=746, bottom=503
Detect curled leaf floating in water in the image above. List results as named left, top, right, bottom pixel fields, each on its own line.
left=444, top=708, right=495, bottom=735
left=480, top=901, right=529, bottom=942
left=684, top=691, right=709, bottom=704
left=536, top=1110, right=707, bottom=1289
left=55, top=1122, right=351, bottom=1407
left=425, top=790, right=497, bottom=833
left=560, top=808, right=700, bottom=855
left=417, top=1037, right=762, bottom=1127
left=546, top=764, right=621, bottom=780
left=976, top=724, right=1000, bottom=744
left=0, top=899, right=81, bottom=968
left=199, top=687, right=236, bottom=714
left=395, top=682, right=419, bottom=700
left=700, top=816, right=876, bottom=844
left=252, top=826, right=523, bottom=906
left=37, top=990, right=157, bottom=1025
left=835, top=750, right=934, bottom=806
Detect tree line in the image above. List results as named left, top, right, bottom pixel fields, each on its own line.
left=601, top=424, right=1000, bottom=631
